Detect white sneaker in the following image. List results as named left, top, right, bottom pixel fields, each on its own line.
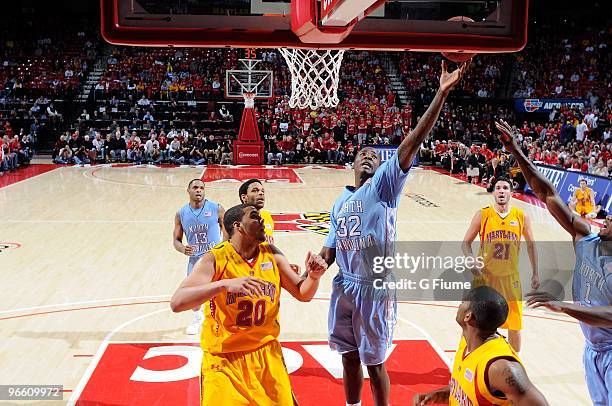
left=186, top=319, right=201, bottom=335
left=186, top=312, right=203, bottom=335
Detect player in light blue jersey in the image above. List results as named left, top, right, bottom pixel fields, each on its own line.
left=319, top=60, right=470, bottom=406
left=496, top=119, right=612, bottom=406
left=174, top=178, right=225, bottom=334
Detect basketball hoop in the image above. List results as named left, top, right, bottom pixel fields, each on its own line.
left=279, top=48, right=345, bottom=110
left=243, top=92, right=256, bottom=109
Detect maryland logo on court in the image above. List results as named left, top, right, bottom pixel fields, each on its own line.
left=272, top=212, right=330, bottom=235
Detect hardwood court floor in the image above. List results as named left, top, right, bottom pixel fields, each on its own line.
left=0, top=164, right=593, bottom=405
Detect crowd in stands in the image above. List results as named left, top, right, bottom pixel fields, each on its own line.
left=52, top=124, right=235, bottom=166
left=0, top=121, right=34, bottom=175
left=510, top=25, right=609, bottom=103
left=0, top=9, right=608, bottom=193
left=421, top=104, right=611, bottom=191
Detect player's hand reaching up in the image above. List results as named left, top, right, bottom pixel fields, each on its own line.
left=495, top=119, right=520, bottom=153
left=439, top=59, right=470, bottom=94
left=223, top=277, right=268, bottom=298
left=305, top=251, right=328, bottom=280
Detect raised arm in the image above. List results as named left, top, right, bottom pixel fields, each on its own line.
left=396, top=60, right=469, bottom=171
left=488, top=359, right=549, bottom=406
left=173, top=212, right=194, bottom=256
left=495, top=119, right=590, bottom=241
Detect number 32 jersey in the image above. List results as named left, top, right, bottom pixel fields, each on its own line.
left=324, top=154, right=410, bottom=277
left=201, top=241, right=281, bottom=355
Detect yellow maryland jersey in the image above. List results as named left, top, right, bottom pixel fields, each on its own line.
left=478, top=206, right=524, bottom=277
left=260, top=209, right=275, bottom=244
left=574, top=188, right=593, bottom=215
left=201, top=241, right=281, bottom=355
left=450, top=335, right=522, bottom=406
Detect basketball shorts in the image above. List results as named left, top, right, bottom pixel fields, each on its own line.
left=187, top=255, right=203, bottom=275
left=328, top=272, right=396, bottom=366
left=201, top=340, right=296, bottom=406
left=583, top=343, right=612, bottom=406
left=474, top=272, right=523, bottom=330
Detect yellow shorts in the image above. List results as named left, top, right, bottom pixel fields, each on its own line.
left=201, top=340, right=296, bottom=406
left=473, top=273, right=523, bottom=330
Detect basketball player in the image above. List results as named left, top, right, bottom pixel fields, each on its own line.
left=495, top=119, right=612, bottom=406
left=319, top=60, right=469, bottom=406
left=412, top=286, right=549, bottom=405
left=173, top=178, right=224, bottom=335
left=239, top=178, right=274, bottom=243
left=462, top=177, right=539, bottom=352
left=569, top=179, right=601, bottom=219
left=238, top=178, right=302, bottom=274
left=170, top=204, right=328, bottom=405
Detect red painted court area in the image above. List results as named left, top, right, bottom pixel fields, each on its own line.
left=0, top=164, right=59, bottom=188
left=201, top=165, right=303, bottom=183
left=74, top=340, right=449, bottom=405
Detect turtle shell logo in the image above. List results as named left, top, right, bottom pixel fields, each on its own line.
left=272, top=212, right=331, bottom=235
left=523, top=99, right=543, bottom=113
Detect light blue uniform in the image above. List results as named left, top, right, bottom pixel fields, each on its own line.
left=179, top=200, right=222, bottom=274
left=574, top=234, right=612, bottom=406
left=324, top=153, right=409, bottom=365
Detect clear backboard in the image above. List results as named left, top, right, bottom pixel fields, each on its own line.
left=101, top=0, right=529, bottom=53
left=225, top=59, right=273, bottom=100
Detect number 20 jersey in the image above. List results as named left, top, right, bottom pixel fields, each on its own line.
left=201, top=241, right=281, bottom=355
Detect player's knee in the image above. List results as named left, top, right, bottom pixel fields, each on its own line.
left=342, top=351, right=361, bottom=369
left=366, top=363, right=386, bottom=380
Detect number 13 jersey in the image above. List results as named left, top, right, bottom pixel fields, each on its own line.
left=201, top=241, right=281, bottom=355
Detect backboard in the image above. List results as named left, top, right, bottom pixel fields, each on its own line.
left=225, top=59, right=273, bottom=99
left=101, top=0, right=529, bottom=53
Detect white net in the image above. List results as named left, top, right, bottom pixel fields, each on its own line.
left=279, top=48, right=346, bottom=110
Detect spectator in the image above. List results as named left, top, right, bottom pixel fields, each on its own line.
left=108, top=131, right=127, bottom=162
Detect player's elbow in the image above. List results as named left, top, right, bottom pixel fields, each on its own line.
left=170, top=294, right=186, bottom=313
left=297, top=294, right=314, bottom=302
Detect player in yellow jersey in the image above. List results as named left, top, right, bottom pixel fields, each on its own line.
left=413, top=286, right=548, bottom=406
left=239, top=179, right=275, bottom=243
left=170, top=203, right=328, bottom=406
left=569, top=179, right=601, bottom=219
left=462, top=177, right=538, bottom=352
left=239, top=178, right=301, bottom=274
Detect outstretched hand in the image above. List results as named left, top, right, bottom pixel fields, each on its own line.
left=495, top=119, right=520, bottom=153
left=525, top=290, right=566, bottom=313
left=439, top=59, right=470, bottom=94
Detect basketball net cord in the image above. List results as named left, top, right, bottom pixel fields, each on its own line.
left=279, top=48, right=346, bottom=110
